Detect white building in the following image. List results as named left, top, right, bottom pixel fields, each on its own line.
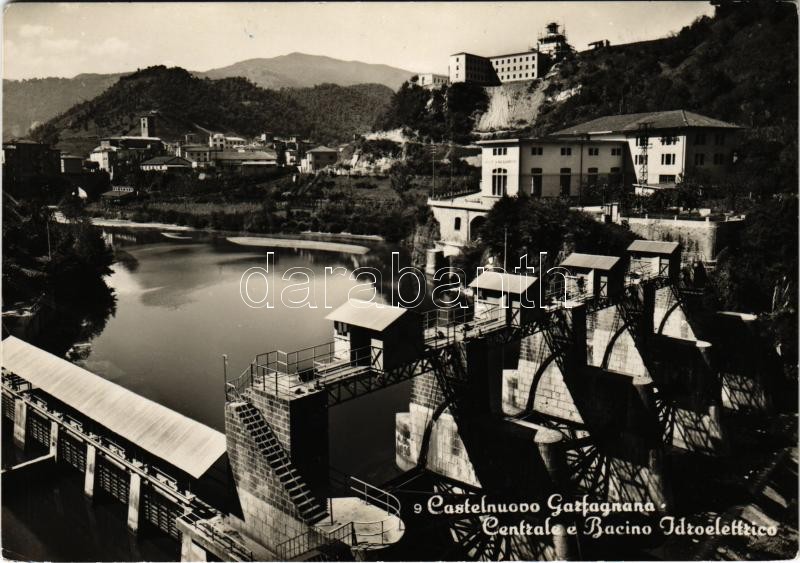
left=89, top=146, right=118, bottom=177
left=428, top=137, right=627, bottom=254
left=488, top=51, right=542, bottom=83
left=427, top=110, right=742, bottom=256
left=300, top=146, right=338, bottom=173
left=208, top=134, right=247, bottom=151
left=553, top=110, right=741, bottom=187
left=417, top=73, right=449, bottom=88
left=449, top=49, right=542, bottom=85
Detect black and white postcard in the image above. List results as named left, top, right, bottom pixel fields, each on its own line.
left=2, top=1, right=797, bottom=561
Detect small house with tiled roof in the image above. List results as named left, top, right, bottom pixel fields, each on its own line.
left=301, top=145, right=338, bottom=173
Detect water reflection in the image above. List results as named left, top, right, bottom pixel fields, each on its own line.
left=4, top=228, right=422, bottom=561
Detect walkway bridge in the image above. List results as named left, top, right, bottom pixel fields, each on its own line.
left=225, top=250, right=680, bottom=412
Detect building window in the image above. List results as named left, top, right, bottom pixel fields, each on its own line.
left=660, top=136, right=678, bottom=145
left=560, top=168, right=571, bottom=197
left=588, top=147, right=599, bottom=156
left=531, top=146, right=543, bottom=155
left=531, top=168, right=542, bottom=197
left=659, top=175, right=677, bottom=183
left=635, top=154, right=649, bottom=165
left=492, top=147, right=508, bottom=156
left=611, top=147, right=622, bottom=156
left=694, top=153, right=705, bottom=166
left=714, top=133, right=725, bottom=146
left=587, top=167, right=598, bottom=186
left=695, top=133, right=706, bottom=145
left=561, top=147, right=572, bottom=156
left=713, top=153, right=725, bottom=165
left=635, top=136, right=649, bottom=147
left=661, top=153, right=676, bottom=165
left=454, top=217, right=461, bottom=231
left=491, top=168, right=508, bottom=196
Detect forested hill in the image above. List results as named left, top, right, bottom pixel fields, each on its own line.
left=3, top=73, right=127, bottom=140
left=533, top=0, right=797, bottom=193
left=30, top=66, right=393, bottom=155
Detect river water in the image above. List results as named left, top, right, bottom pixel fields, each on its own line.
left=2, top=229, right=415, bottom=561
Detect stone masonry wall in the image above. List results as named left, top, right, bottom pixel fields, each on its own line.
left=224, top=400, right=309, bottom=550
left=502, top=331, right=583, bottom=422
left=623, top=216, right=742, bottom=261
left=586, top=306, right=647, bottom=377
left=653, top=286, right=697, bottom=340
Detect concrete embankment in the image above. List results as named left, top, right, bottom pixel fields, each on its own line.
left=227, top=236, right=370, bottom=255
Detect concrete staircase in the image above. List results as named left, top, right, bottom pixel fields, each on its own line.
left=233, top=402, right=328, bottom=524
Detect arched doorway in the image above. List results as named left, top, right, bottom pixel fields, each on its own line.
left=469, top=215, right=486, bottom=242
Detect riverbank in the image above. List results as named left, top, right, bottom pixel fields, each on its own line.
left=58, top=214, right=388, bottom=245
left=228, top=237, right=370, bottom=255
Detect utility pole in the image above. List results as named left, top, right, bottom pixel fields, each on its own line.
left=638, top=122, right=651, bottom=213
left=503, top=227, right=508, bottom=271
left=431, top=138, right=436, bottom=198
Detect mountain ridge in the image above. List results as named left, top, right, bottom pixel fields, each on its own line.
left=28, top=66, right=394, bottom=156
left=4, top=53, right=415, bottom=140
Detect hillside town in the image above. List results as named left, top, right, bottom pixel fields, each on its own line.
left=1, top=2, right=797, bottom=563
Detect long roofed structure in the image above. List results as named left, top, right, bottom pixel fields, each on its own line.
left=2, top=336, right=226, bottom=478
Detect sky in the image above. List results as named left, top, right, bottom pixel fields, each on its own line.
left=3, top=2, right=716, bottom=80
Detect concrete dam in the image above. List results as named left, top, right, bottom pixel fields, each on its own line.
left=2, top=239, right=784, bottom=561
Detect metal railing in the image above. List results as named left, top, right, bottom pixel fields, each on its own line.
left=178, top=512, right=255, bottom=561
left=350, top=476, right=403, bottom=532
left=421, top=303, right=505, bottom=347
left=226, top=343, right=384, bottom=401
left=428, top=186, right=481, bottom=201
left=275, top=521, right=355, bottom=560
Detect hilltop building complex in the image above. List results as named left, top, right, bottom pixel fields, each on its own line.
left=446, top=22, right=571, bottom=86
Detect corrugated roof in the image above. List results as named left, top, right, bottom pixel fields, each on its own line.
left=468, top=271, right=537, bottom=294
left=553, top=110, right=741, bottom=136
left=560, top=253, right=620, bottom=271
left=325, top=300, right=408, bottom=332
left=1, top=336, right=226, bottom=478
left=101, top=190, right=136, bottom=198
left=215, top=150, right=277, bottom=161
left=628, top=240, right=680, bottom=255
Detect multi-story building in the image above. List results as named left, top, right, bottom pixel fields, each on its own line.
left=178, top=144, right=216, bottom=167
left=428, top=137, right=628, bottom=253
left=417, top=73, right=449, bottom=88
left=89, top=145, right=118, bottom=175
left=553, top=110, right=741, bottom=188
left=301, top=146, right=338, bottom=173
left=478, top=137, right=628, bottom=198
left=449, top=49, right=542, bottom=85
left=208, top=134, right=247, bottom=151
left=448, top=52, right=498, bottom=84
left=488, top=51, right=542, bottom=83
left=428, top=109, right=743, bottom=255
